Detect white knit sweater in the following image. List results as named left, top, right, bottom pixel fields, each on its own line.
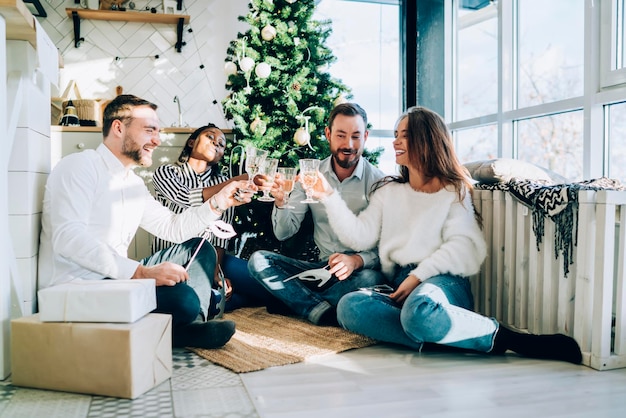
left=321, top=181, right=487, bottom=281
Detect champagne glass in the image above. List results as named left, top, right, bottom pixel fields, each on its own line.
left=277, top=167, right=297, bottom=209
left=299, top=159, right=320, bottom=204
left=258, top=158, right=279, bottom=202
left=244, top=146, right=268, bottom=192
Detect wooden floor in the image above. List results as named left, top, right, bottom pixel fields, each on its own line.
left=243, top=344, right=626, bottom=417
left=1, top=344, right=626, bottom=417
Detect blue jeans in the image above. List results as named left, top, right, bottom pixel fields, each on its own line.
left=141, top=237, right=216, bottom=326
left=247, top=250, right=385, bottom=324
left=222, top=253, right=280, bottom=311
left=337, top=267, right=499, bottom=352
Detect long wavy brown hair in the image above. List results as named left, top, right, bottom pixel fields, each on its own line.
left=372, top=106, right=481, bottom=226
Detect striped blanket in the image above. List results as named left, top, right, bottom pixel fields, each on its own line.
left=475, top=177, right=625, bottom=276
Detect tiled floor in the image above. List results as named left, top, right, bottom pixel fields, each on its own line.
left=0, top=349, right=257, bottom=418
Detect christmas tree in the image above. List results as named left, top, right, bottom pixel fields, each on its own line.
left=223, top=0, right=355, bottom=168
left=221, top=0, right=382, bottom=259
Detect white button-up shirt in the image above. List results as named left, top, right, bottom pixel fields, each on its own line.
left=38, top=144, right=219, bottom=289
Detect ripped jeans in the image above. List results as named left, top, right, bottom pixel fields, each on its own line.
left=248, top=250, right=384, bottom=324
left=336, top=266, right=499, bottom=352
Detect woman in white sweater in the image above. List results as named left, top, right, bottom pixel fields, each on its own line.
left=313, top=106, right=582, bottom=364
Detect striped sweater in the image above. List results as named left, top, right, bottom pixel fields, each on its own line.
left=151, top=161, right=234, bottom=252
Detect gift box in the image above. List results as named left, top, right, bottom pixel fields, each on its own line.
left=11, top=313, right=172, bottom=399
left=37, top=279, right=156, bottom=323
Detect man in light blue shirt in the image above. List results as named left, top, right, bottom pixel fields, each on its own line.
left=248, top=103, right=386, bottom=325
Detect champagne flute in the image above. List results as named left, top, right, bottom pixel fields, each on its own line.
left=299, top=158, right=320, bottom=204
left=244, top=146, right=268, bottom=192
left=258, top=158, right=279, bottom=202
left=277, top=167, right=297, bottom=209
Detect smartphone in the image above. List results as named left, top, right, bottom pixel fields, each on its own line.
left=360, top=284, right=394, bottom=294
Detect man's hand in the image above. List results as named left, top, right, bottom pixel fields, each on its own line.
left=133, top=262, right=189, bottom=287
left=213, top=180, right=256, bottom=209
left=271, top=173, right=286, bottom=207
left=328, top=253, right=364, bottom=281
left=215, top=277, right=233, bottom=301
left=390, top=274, right=422, bottom=304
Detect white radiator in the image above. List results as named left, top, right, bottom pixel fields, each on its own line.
left=472, top=189, right=626, bottom=370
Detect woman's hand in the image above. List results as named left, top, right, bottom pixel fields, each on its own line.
left=215, top=277, right=233, bottom=301
left=213, top=180, right=256, bottom=210
left=310, top=171, right=334, bottom=200
left=390, top=274, right=422, bottom=304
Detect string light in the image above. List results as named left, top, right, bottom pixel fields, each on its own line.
left=113, top=54, right=161, bottom=61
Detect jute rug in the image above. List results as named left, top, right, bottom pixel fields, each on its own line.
left=189, top=307, right=376, bottom=373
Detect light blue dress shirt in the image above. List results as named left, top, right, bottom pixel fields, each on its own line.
left=271, top=156, right=385, bottom=268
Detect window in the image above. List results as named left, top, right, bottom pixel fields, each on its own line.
left=455, top=2, right=498, bottom=121
left=607, top=102, right=626, bottom=181
left=449, top=0, right=588, bottom=180
left=518, top=1, right=584, bottom=107
left=455, top=125, right=498, bottom=163
left=601, top=0, right=626, bottom=87
left=314, top=0, right=401, bottom=174
left=517, top=111, right=584, bottom=180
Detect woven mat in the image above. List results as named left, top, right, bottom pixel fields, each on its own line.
left=189, top=307, right=376, bottom=373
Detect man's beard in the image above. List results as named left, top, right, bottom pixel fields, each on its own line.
left=122, top=134, right=151, bottom=166
left=332, top=149, right=360, bottom=169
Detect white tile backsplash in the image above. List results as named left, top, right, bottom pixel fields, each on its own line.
left=37, top=0, right=250, bottom=129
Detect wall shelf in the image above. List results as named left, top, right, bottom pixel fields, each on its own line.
left=1, top=0, right=37, bottom=47
left=65, top=8, right=190, bottom=52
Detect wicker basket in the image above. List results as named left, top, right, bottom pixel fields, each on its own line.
left=62, top=99, right=100, bottom=126
left=53, top=80, right=101, bottom=126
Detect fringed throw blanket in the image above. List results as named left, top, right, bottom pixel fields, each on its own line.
left=476, top=177, right=626, bottom=276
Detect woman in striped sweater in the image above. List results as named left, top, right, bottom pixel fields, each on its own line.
left=152, top=124, right=278, bottom=311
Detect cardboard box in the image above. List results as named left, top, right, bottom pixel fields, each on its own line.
left=11, top=313, right=172, bottom=399
left=37, top=279, right=156, bottom=323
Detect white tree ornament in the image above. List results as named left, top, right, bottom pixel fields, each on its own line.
left=293, top=126, right=310, bottom=146
left=240, top=57, right=255, bottom=73
left=250, top=117, right=267, bottom=135
left=224, top=61, right=237, bottom=75
left=255, top=62, right=272, bottom=79
left=261, top=25, right=277, bottom=41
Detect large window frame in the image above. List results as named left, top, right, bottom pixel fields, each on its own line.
left=600, top=0, right=626, bottom=87
left=315, top=0, right=402, bottom=174
left=446, top=0, right=626, bottom=181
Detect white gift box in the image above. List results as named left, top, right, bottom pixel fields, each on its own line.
left=37, top=279, right=156, bottom=323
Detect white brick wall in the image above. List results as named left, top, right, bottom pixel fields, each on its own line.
left=38, top=0, right=249, bottom=129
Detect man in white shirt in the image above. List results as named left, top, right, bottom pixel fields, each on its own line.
left=38, top=94, right=254, bottom=348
